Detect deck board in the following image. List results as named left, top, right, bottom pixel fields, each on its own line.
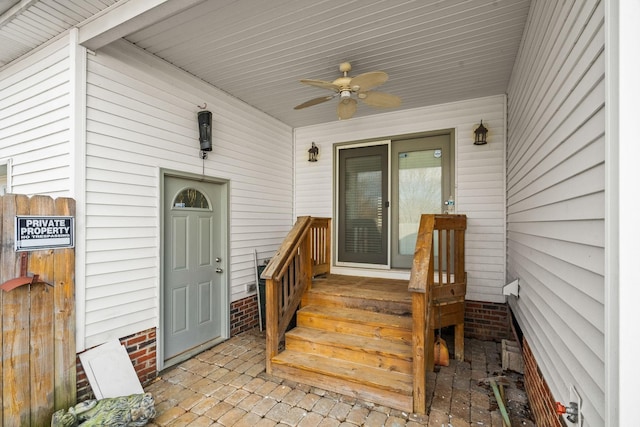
left=306, top=274, right=412, bottom=316
left=311, top=274, right=411, bottom=303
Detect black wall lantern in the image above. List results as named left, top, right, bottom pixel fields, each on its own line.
left=198, top=110, right=213, bottom=155
left=308, top=142, right=319, bottom=162
left=474, top=120, right=488, bottom=145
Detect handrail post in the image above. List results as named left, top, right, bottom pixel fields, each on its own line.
left=265, top=277, right=279, bottom=374
left=412, top=292, right=427, bottom=414
left=408, top=214, right=436, bottom=413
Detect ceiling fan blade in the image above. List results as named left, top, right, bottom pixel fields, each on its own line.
left=300, top=79, right=340, bottom=91
left=294, top=95, right=335, bottom=110
left=359, top=91, right=402, bottom=108
left=337, top=98, right=357, bottom=120
left=350, top=71, right=388, bottom=92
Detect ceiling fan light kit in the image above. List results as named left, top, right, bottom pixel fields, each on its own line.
left=295, top=62, right=401, bottom=120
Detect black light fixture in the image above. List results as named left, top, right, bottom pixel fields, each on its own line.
left=474, top=120, right=488, bottom=145
left=198, top=110, right=212, bottom=157
left=308, top=142, right=319, bottom=162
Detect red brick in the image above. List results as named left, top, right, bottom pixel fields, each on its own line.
left=125, top=335, right=147, bottom=346
left=522, top=338, right=562, bottom=427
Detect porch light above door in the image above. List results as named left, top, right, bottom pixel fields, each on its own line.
left=473, top=120, right=488, bottom=145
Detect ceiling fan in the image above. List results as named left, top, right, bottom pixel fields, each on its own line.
left=294, top=62, right=401, bottom=120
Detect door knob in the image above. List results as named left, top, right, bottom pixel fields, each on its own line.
left=216, top=268, right=223, bottom=273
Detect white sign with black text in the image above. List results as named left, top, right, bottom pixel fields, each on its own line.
left=15, top=216, right=75, bottom=251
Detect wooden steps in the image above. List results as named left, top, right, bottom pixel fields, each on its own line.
left=296, top=305, right=412, bottom=345
left=271, top=351, right=413, bottom=412
left=270, top=275, right=414, bottom=412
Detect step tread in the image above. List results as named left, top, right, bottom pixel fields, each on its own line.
left=271, top=350, right=413, bottom=395
left=305, top=276, right=412, bottom=316
left=286, top=326, right=412, bottom=360
left=309, top=276, right=411, bottom=303
left=298, top=305, right=412, bottom=329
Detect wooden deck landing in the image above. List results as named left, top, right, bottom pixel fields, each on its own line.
left=310, top=274, right=411, bottom=299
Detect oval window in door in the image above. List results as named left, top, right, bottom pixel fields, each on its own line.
left=173, top=188, right=210, bottom=209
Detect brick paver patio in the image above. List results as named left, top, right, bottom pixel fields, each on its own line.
left=145, top=328, right=534, bottom=426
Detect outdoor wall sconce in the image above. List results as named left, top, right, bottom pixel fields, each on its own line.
left=474, top=120, right=488, bottom=145
left=198, top=109, right=212, bottom=158
left=308, top=142, right=319, bottom=162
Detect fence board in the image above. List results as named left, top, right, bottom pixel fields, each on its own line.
left=28, top=195, right=56, bottom=425
left=2, top=194, right=31, bottom=426
left=0, top=195, right=76, bottom=426
left=30, top=283, right=54, bottom=426
left=53, top=197, right=76, bottom=411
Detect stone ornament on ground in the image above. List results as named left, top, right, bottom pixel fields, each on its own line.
left=51, top=392, right=156, bottom=427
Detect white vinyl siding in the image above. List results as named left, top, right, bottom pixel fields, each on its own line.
left=294, top=94, right=506, bottom=302
left=506, top=0, right=604, bottom=425
left=84, top=40, right=293, bottom=348
left=0, top=36, right=73, bottom=196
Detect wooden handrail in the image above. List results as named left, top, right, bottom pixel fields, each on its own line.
left=408, top=214, right=467, bottom=413
left=262, top=216, right=331, bottom=373
left=262, top=216, right=312, bottom=281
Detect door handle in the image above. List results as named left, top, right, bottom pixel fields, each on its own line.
left=216, top=268, right=223, bottom=273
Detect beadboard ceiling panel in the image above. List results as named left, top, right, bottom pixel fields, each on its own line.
left=1, top=0, right=531, bottom=128
left=0, top=0, right=119, bottom=67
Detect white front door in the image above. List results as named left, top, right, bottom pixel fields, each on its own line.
left=163, top=175, right=227, bottom=367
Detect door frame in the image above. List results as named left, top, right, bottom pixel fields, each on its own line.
left=158, top=168, right=230, bottom=370
left=333, top=130, right=455, bottom=273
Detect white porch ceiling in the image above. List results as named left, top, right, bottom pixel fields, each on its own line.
left=0, top=0, right=531, bottom=128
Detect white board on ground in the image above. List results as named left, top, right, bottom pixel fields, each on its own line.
left=79, top=339, right=144, bottom=399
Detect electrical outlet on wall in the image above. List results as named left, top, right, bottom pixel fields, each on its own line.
left=569, top=384, right=583, bottom=426
left=246, top=282, right=256, bottom=293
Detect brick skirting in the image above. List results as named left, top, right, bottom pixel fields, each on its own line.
left=464, top=300, right=511, bottom=341
left=230, top=293, right=260, bottom=336
left=522, top=338, right=563, bottom=427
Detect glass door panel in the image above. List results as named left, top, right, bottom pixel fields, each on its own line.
left=397, top=150, right=442, bottom=255
left=338, top=144, right=388, bottom=265
left=391, top=135, right=451, bottom=268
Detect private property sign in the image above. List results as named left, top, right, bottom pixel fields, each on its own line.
left=15, top=216, right=75, bottom=251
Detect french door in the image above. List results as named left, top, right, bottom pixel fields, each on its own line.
left=337, top=134, right=452, bottom=268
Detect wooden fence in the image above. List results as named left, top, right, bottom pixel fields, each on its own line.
left=0, top=194, right=76, bottom=426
